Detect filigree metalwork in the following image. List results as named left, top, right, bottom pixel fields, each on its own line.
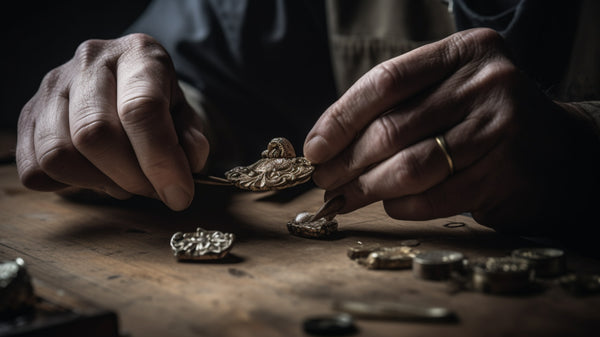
left=170, top=227, right=235, bottom=260
left=224, top=137, right=314, bottom=191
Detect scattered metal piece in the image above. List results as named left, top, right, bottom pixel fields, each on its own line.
left=287, top=212, right=338, bottom=239
left=399, top=239, right=421, bottom=247
left=468, top=256, right=534, bottom=294
left=1, top=258, right=36, bottom=318
left=511, top=247, right=566, bottom=277
left=413, top=250, right=465, bottom=281
left=333, top=300, right=457, bottom=322
left=303, top=313, right=357, bottom=336
left=443, top=221, right=466, bottom=228
left=557, top=273, right=600, bottom=297
left=359, top=247, right=418, bottom=270
left=347, top=243, right=382, bottom=260
left=170, top=227, right=235, bottom=261
left=310, top=195, right=346, bottom=222
left=224, top=137, right=314, bottom=191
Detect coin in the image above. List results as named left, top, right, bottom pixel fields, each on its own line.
left=170, top=227, right=235, bottom=261
left=412, top=250, right=465, bottom=281
left=468, top=256, right=534, bottom=294
left=224, top=137, right=314, bottom=191
left=511, top=248, right=566, bottom=277
left=360, top=248, right=417, bottom=270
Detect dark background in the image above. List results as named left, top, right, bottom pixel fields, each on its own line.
left=0, top=1, right=151, bottom=131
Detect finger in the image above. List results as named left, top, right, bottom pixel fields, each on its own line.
left=325, top=137, right=450, bottom=213
left=325, top=109, right=501, bottom=213
left=304, top=30, right=484, bottom=164
left=16, top=94, right=68, bottom=191
left=311, top=80, right=465, bottom=190
left=381, top=140, right=515, bottom=221
left=171, top=86, right=209, bottom=173
left=116, top=35, right=194, bottom=211
left=69, top=57, right=156, bottom=199
left=32, top=76, right=132, bottom=199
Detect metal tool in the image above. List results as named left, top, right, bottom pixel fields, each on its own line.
left=333, top=300, right=457, bottom=322
left=310, top=195, right=346, bottom=222
left=192, top=173, right=233, bottom=186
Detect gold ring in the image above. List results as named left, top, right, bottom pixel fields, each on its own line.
left=435, top=135, right=454, bottom=176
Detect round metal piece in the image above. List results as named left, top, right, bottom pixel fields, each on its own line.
left=511, top=248, right=566, bottom=277
left=412, top=250, right=464, bottom=281
left=469, top=256, right=534, bottom=294
left=303, top=313, right=357, bottom=336
left=360, top=248, right=417, bottom=270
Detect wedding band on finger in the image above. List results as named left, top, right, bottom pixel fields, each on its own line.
left=435, top=135, right=454, bottom=176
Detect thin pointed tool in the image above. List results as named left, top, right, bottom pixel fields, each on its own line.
left=310, top=195, right=346, bottom=222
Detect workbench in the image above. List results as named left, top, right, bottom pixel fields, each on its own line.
left=1, top=163, right=600, bottom=337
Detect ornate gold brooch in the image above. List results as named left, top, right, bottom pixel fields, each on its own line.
left=224, top=137, right=314, bottom=192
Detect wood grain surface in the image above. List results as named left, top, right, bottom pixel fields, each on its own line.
left=1, top=164, right=599, bottom=337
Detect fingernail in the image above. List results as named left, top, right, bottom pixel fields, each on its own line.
left=161, top=184, right=192, bottom=211
left=304, top=135, right=330, bottom=164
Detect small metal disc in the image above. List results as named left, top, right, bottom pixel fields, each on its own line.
left=511, top=248, right=566, bottom=277
left=303, top=313, right=357, bottom=336
left=469, top=256, right=534, bottom=294
left=360, top=248, right=417, bottom=270
left=412, top=250, right=464, bottom=281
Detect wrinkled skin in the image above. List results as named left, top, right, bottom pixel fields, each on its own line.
left=304, top=28, right=600, bottom=236
left=16, top=33, right=209, bottom=211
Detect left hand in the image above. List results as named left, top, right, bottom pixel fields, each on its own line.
left=303, top=28, right=599, bottom=235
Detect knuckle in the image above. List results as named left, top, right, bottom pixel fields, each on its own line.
left=339, top=150, right=360, bottom=173
left=118, top=95, right=167, bottom=127
left=120, top=33, right=170, bottom=63
left=37, top=140, right=72, bottom=173
left=395, top=150, right=425, bottom=190
left=326, top=105, right=355, bottom=139
left=71, top=119, right=115, bottom=151
left=367, top=61, right=402, bottom=101
left=373, top=114, right=402, bottom=150
left=74, top=39, right=108, bottom=67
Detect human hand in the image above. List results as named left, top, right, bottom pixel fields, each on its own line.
left=304, top=28, right=600, bottom=235
left=16, top=33, right=209, bottom=211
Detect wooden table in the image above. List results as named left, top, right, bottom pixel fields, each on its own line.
left=1, top=163, right=600, bottom=337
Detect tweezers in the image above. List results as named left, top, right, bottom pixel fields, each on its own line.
left=192, top=173, right=233, bottom=186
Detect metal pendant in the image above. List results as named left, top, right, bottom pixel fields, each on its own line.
left=224, top=137, right=314, bottom=191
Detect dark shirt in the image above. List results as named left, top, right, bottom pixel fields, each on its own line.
left=126, top=0, right=579, bottom=172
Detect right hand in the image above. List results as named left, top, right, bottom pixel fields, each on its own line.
left=16, top=33, right=209, bottom=211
